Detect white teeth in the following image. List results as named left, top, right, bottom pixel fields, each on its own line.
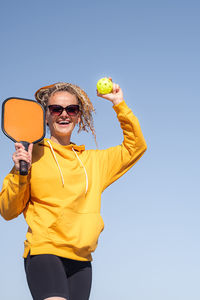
left=58, top=121, right=70, bottom=124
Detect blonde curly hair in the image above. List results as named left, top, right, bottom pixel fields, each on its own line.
left=35, top=82, right=97, bottom=145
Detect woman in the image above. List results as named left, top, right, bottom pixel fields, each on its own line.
left=0, top=80, right=147, bottom=300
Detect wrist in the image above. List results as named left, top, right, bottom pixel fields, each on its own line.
left=112, top=99, right=124, bottom=106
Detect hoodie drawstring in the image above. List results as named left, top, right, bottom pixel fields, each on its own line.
left=47, top=140, right=65, bottom=187
left=46, top=140, right=88, bottom=194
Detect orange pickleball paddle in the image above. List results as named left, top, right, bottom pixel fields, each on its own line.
left=2, top=97, right=46, bottom=175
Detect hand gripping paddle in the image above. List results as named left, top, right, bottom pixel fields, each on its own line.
left=1, top=97, right=45, bottom=175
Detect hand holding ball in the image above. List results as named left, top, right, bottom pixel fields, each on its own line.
left=96, top=77, right=123, bottom=105
left=97, top=77, right=113, bottom=94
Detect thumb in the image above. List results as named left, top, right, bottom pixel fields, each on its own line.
left=28, top=143, right=33, bottom=156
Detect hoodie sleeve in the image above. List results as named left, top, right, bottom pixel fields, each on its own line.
left=97, top=100, right=147, bottom=191
left=0, top=168, right=30, bottom=220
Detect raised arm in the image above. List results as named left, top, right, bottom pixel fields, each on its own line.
left=96, top=79, right=147, bottom=191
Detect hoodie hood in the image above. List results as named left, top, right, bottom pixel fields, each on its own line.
left=39, top=138, right=85, bottom=153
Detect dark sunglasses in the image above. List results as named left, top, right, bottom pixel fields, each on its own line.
left=48, top=104, right=80, bottom=116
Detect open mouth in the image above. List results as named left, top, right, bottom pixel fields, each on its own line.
left=57, top=120, right=70, bottom=126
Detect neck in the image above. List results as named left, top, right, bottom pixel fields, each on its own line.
left=50, top=135, right=71, bottom=146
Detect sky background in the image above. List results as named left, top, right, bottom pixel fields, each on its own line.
left=0, top=0, right=200, bottom=299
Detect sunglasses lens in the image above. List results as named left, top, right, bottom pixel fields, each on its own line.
left=67, top=105, right=79, bottom=116
left=48, top=105, right=63, bottom=116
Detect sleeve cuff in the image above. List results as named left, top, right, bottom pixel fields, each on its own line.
left=11, top=167, right=31, bottom=184
left=113, top=100, right=129, bottom=114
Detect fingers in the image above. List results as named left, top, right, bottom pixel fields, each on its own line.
left=28, top=143, right=33, bottom=156
left=105, top=77, right=120, bottom=92
left=112, top=82, right=120, bottom=94
left=15, top=142, right=25, bottom=151
left=96, top=90, right=106, bottom=97
left=13, top=143, right=33, bottom=172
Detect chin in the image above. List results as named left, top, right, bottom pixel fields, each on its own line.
left=56, top=124, right=74, bottom=133
left=56, top=130, right=72, bottom=137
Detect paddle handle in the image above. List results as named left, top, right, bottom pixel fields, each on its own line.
left=19, top=141, right=30, bottom=176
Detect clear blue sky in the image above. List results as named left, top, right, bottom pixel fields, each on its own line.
left=0, top=0, right=200, bottom=299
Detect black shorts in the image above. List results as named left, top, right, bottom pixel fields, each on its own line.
left=24, top=253, right=92, bottom=300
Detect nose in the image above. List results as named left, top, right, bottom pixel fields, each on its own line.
left=60, top=108, right=69, bottom=117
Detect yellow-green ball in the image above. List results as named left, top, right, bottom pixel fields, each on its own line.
left=97, top=77, right=113, bottom=94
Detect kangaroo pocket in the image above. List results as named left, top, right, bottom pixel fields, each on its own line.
left=47, top=210, right=104, bottom=256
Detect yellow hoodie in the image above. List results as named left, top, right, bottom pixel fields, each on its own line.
left=0, top=100, right=147, bottom=261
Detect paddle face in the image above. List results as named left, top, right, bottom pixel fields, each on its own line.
left=2, top=97, right=45, bottom=143
left=2, top=97, right=46, bottom=175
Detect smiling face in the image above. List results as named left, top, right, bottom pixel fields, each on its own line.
left=46, top=91, right=81, bottom=145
